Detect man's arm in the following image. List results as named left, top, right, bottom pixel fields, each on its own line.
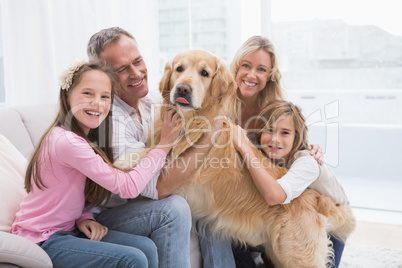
left=156, top=117, right=223, bottom=199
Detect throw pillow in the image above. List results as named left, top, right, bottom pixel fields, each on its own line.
left=0, top=134, right=52, bottom=267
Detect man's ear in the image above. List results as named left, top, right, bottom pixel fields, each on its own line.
left=159, top=60, right=173, bottom=101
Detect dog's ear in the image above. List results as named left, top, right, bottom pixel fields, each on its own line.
left=209, top=58, right=238, bottom=119
left=159, top=60, right=173, bottom=101
left=210, top=58, right=237, bottom=100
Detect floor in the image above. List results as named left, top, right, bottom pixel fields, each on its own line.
left=348, top=208, right=402, bottom=250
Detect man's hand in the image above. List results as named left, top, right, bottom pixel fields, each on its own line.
left=77, top=219, right=108, bottom=241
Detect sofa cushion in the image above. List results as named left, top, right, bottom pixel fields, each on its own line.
left=15, top=104, right=58, bottom=147
left=0, top=134, right=27, bottom=232
left=0, top=108, right=34, bottom=159
left=190, top=230, right=202, bottom=268
left=0, top=232, right=52, bottom=268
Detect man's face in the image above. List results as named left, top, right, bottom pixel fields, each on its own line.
left=99, top=35, right=148, bottom=103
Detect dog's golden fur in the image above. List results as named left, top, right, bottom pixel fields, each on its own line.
left=115, top=49, right=356, bottom=268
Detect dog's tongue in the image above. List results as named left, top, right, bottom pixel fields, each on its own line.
left=176, top=97, right=189, bottom=104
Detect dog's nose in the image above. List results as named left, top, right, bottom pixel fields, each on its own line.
left=176, top=83, right=192, bottom=95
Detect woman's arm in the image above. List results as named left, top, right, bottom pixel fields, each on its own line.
left=232, top=124, right=286, bottom=206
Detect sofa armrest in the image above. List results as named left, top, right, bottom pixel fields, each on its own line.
left=0, top=232, right=52, bottom=268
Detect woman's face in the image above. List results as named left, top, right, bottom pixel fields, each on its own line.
left=68, top=70, right=112, bottom=135
left=236, top=49, right=271, bottom=101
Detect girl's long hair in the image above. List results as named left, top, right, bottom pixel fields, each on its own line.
left=25, top=61, right=119, bottom=207
left=254, top=100, right=309, bottom=165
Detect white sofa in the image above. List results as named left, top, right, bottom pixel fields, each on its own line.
left=0, top=104, right=202, bottom=267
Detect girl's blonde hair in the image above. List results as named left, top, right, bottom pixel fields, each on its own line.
left=230, top=36, right=286, bottom=113
left=254, top=100, right=309, bottom=164
left=25, top=61, right=119, bottom=207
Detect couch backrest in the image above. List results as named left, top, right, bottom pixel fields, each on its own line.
left=0, top=104, right=58, bottom=159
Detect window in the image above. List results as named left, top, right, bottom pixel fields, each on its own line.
left=158, top=0, right=241, bottom=72
left=270, top=0, right=402, bottom=213
left=157, top=0, right=402, bottom=214
left=0, top=4, right=5, bottom=106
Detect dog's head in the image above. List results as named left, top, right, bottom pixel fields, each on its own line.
left=159, top=49, right=237, bottom=115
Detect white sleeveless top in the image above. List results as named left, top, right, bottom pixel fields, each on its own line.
left=276, top=150, right=348, bottom=205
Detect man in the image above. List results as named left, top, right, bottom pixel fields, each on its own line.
left=87, top=27, right=229, bottom=267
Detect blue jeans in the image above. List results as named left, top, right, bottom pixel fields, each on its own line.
left=197, top=222, right=235, bottom=268
left=95, top=195, right=191, bottom=268
left=39, top=229, right=158, bottom=268
left=330, top=235, right=345, bottom=268
left=232, top=235, right=345, bottom=268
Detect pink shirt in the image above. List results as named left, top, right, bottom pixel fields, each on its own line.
left=10, top=127, right=166, bottom=243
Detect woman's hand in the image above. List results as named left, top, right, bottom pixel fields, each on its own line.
left=77, top=219, right=108, bottom=241
left=157, top=109, right=181, bottom=154
left=309, top=144, right=324, bottom=165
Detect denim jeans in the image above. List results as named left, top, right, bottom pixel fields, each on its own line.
left=197, top=222, right=235, bottom=268
left=330, top=235, right=345, bottom=268
left=232, top=235, right=345, bottom=268
left=95, top=194, right=191, bottom=268
left=39, top=229, right=158, bottom=268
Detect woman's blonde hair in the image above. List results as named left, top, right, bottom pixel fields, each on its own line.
left=230, top=36, right=286, bottom=112
left=25, top=61, right=119, bottom=207
left=254, top=100, right=308, bottom=164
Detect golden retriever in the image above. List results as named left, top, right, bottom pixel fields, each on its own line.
left=115, top=49, right=356, bottom=268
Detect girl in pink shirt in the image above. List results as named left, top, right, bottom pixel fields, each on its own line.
left=10, top=60, right=180, bottom=268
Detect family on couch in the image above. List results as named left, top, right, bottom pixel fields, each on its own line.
left=8, top=27, right=349, bottom=268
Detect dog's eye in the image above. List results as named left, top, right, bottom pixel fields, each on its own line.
left=201, top=70, right=209, bottom=77
left=176, top=66, right=183, bottom=72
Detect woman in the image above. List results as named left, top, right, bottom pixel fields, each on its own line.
left=198, top=36, right=324, bottom=268
left=230, top=36, right=323, bottom=267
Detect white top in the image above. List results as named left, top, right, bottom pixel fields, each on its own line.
left=277, top=150, right=348, bottom=205
left=109, top=93, right=162, bottom=203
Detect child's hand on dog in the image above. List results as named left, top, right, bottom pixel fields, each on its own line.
left=157, top=109, right=181, bottom=154
left=231, top=124, right=251, bottom=153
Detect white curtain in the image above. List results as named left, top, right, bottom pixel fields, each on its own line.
left=0, top=0, right=159, bottom=106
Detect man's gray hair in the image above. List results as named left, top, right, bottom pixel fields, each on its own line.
left=87, top=27, right=136, bottom=60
